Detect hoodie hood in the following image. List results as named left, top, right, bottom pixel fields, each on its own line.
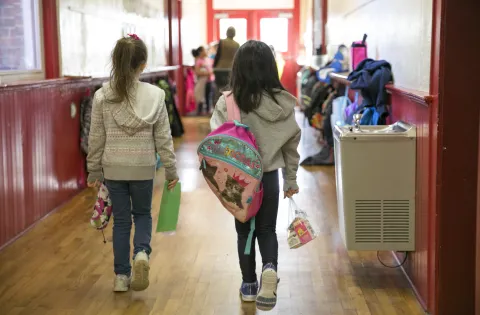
left=253, top=90, right=297, bottom=122
left=102, top=81, right=163, bottom=136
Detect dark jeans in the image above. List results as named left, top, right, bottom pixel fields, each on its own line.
left=235, top=171, right=280, bottom=283
left=105, top=179, right=154, bottom=275
left=213, top=70, right=231, bottom=104
left=197, top=81, right=213, bottom=115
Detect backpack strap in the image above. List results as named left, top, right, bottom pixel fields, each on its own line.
left=223, top=91, right=241, bottom=122
left=244, top=217, right=255, bottom=255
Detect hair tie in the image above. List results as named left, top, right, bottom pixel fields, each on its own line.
left=128, top=34, right=140, bottom=40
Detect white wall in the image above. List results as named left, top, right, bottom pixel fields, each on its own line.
left=327, top=0, right=432, bottom=92
left=213, top=0, right=294, bottom=10
left=182, top=0, right=207, bottom=66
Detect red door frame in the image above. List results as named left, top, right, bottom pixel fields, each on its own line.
left=207, top=2, right=300, bottom=44
left=206, top=0, right=300, bottom=95
left=212, top=11, right=254, bottom=42
left=206, top=1, right=300, bottom=49
left=254, top=10, right=297, bottom=93
left=254, top=10, right=294, bottom=52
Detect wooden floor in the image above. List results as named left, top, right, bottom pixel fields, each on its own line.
left=0, top=116, right=425, bottom=315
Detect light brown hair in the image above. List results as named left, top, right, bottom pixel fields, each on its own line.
left=107, top=36, right=147, bottom=104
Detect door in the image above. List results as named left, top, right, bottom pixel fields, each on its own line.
left=257, top=11, right=297, bottom=95
left=211, top=10, right=298, bottom=95
left=214, top=12, right=250, bottom=45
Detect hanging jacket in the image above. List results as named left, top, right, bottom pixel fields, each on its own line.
left=316, top=48, right=349, bottom=84
left=185, top=68, right=196, bottom=114
left=80, top=95, right=93, bottom=154
left=158, top=79, right=184, bottom=137
left=348, top=59, right=392, bottom=125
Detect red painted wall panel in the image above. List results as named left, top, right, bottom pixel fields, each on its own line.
left=390, top=92, right=432, bottom=311
left=165, top=0, right=185, bottom=114
left=0, top=80, right=87, bottom=249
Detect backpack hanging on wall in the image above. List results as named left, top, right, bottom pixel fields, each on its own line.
left=351, top=34, right=368, bottom=71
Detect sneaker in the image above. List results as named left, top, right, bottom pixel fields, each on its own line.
left=113, top=274, right=130, bottom=292
left=239, top=281, right=258, bottom=302
left=131, top=251, right=150, bottom=291
left=256, top=263, right=278, bottom=311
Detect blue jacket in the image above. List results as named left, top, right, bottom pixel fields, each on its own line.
left=316, top=50, right=348, bottom=84
left=348, top=59, right=392, bottom=125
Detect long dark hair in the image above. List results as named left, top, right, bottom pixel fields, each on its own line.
left=229, top=40, right=285, bottom=113
left=107, top=36, right=147, bottom=104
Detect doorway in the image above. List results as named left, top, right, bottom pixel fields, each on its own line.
left=210, top=9, right=298, bottom=95
left=256, top=12, right=296, bottom=94
left=218, top=17, right=248, bottom=45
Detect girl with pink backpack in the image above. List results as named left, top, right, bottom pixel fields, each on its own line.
left=210, top=40, right=301, bottom=311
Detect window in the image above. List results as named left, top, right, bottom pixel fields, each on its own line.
left=219, top=18, right=247, bottom=45
left=0, top=0, right=43, bottom=82
left=260, top=18, right=289, bottom=53
left=59, top=3, right=167, bottom=78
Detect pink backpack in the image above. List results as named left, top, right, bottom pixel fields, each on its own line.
left=351, top=34, right=368, bottom=70
left=198, top=92, right=263, bottom=254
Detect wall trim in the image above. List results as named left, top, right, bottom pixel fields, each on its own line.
left=386, top=85, right=433, bottom=107
left=330, top=72, right=433, bottom=108
left=0, top=68, right=179, bottom=91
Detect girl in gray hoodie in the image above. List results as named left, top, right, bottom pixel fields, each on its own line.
left=87, top=34, right=178, bottom=293
left=210, top=40, right=301, bottom=311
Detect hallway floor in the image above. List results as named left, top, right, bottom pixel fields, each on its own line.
left=0, top=116, right=425, bottom=315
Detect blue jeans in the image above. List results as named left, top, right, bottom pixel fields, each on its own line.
left=105, top=180, right=154, bottom=275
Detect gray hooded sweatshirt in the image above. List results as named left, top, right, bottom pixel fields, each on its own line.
left=87, top=81, right=177, bottom=183
left=210, top=90, right=301, bottom=191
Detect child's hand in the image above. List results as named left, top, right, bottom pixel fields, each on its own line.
left=167, top=179, right=179, bottom=190
left=284, top=188, right=299, bottom=199
left=87, top=180, right=101, bottom=188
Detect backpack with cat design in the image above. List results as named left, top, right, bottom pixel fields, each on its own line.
left=198, top=92, right=263, bottom=254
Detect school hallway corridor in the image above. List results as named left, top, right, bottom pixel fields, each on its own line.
left=0, top=116, right=424, bottom=315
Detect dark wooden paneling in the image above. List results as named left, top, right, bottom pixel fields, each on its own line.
left=390, top=91, right=431, bottom=311
left=477, top=118, right=480, bottom=315
left=434, top=0, right=479, bottom=313
left=0, top=80, right=88, bottom=249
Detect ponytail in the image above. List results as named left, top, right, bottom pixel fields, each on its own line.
left=191, top=46, right=204, bottom=58
left=108, top=36, right=148, bottom=104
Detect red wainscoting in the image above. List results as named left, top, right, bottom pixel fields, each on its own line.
left=0, top=79, right=89, bottom=249
left=389, top=87, right=434, bottom=311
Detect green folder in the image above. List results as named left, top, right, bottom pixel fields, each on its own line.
left=156, top=181, right=181, bottom=233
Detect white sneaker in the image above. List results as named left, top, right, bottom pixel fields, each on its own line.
left=256, top=263, right=278, bottom=311
left=113, top=274, right=131, bottom=292
left=131, top=251, right=150, bottom=291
